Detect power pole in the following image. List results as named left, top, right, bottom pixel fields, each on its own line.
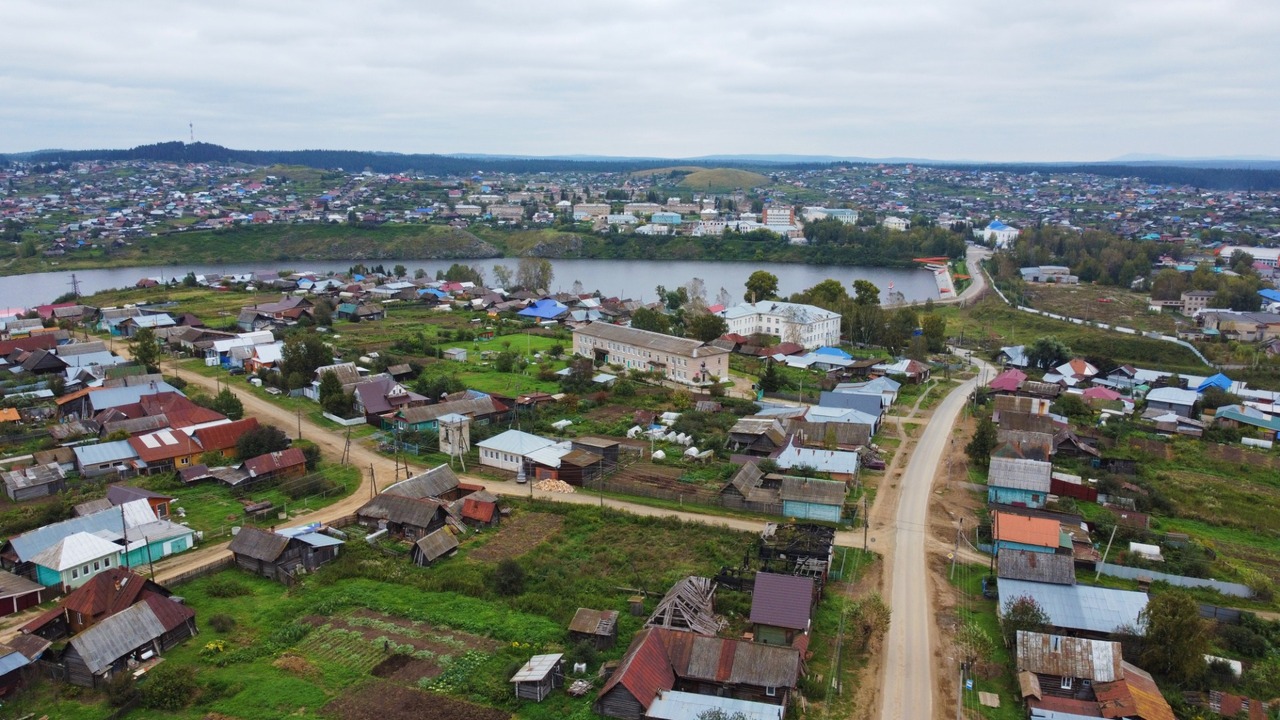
left=368, top=463, right=376, bottom=499
left=862, top=494, right=869, bottom=551
left=296, top=408, right=303, bottom=440
left=341, top=427, right=351, bottom=465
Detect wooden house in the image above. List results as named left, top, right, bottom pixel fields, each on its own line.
left=228, top=526, right=343, bottom=584
left=0, top=570, right=48, bottom=619
left=568, top=608, right=619, bottom=650
left=750, top=572, right=814, bottom=646
left=2, top=462, right=67, bottom=502
left=411, top=528, right=459, bottom=567
left=243, top=448, right=307, bottom=482
left=510, top=653, right=564, bottom=702
left=986, top=457, right=1052, bottom=508
left=459, top=490, right=500, bottom=529
left=594, top=628, right=801, bottom=719
left=572, top=436, right=622, bottom=465
left=62, top=594, right=197, bottom=687
left=20, top=568, right=171, bottom=639
left=382, top=465, right=464, bottom=502
left=356, top=494, right=447, bottom=541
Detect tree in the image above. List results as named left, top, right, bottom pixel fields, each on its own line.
left=139, top=663, right=197, bottom=710
left=318, top=371, right=343, bottom=406
left=1140, top=589, right=1211, bottom=684
left=853, top=279, right=881, bottom=306
left=1051, top=394, right=1091, bottom=421
left=686, top=313, right=728, bottom=342
left=235, top=424, right=290, bottom=460
left=758, top=361, right=782, bottom=393
left=182, top=271, right=198, bottom=288
left=443, top=263, right=485, bottom=284
left=129, top=327, right=164, bottom=372
left=882, top=307, right=918, bottom=355
left=921, top=314, right=946, bottom=353
left=744, top=270, right=779, bottom=302
left=966, top=415, right=998, bottom=469
left=491, top=558, right=526, bottom=596
left=956, top=616, right=996, bottom=667
left=492, top=264, right=513, bottom=288
left=208, top=387, right=244, bottom=420
left=1149, top=268, right=1188, bottom=301
left=630, top=307, right=672, bottom=335
left=279, top=334, right=331, bottom=388
left=1025, top=336, right=1071, bottom=371
left=516, top=257, right=553, bottom=291
left=1000, top=595, right=1050, bottom=648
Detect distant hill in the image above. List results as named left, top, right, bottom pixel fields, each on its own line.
left=675, top=168, right=770, bottom=192
left=6, top=141, right=1280, bottom=190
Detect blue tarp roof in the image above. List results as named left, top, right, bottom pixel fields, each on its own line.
left=1197, top=373, right=1232, bottom=392
left=814, top=346, right=852, bottom=359
left=517, top=299, right=567, bottom=320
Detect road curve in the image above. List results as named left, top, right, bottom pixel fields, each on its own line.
left=878, top=370, right=978, bottom=720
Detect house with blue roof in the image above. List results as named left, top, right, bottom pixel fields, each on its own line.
left=518, top=298, right=569, bottom=322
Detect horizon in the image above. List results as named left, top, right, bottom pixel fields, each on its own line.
left=3, top=1, right=1277, bottom=162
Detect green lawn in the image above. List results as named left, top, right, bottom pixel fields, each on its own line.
left=948, top=563, right=1025, bottom=720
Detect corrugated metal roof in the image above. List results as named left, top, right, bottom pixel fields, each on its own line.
left=384, top=465, right=461, bottom=500
left=31, top=531, right=121, bottom=571
left=994, top=512, right=1061, bottom=549
left=750, top=573, right=813, bottom=630
left=999, top=579, right=1147, bottom=636
left=646, top=690, right=783, bottom=720
left=988, top=457, right=1052, bottom=492
left=7, top=499, right=154, bottom=562
left=477, top=429, right=556, bottom=456
left=510, top=653, right=563, bottom=683
left=228, top=526, right=289, bottom=562
left=0, top=651, right=30, bottom=676
left=73, top=440, right=139, bottom=467
left=779, top=477, right=846, bottom=506
left=69, top=601, right=166, bottom=674
left=568, top=608, right=618, bottom=636
left=774, top=445, right=860, bottom=475
left=574, top=322, right=728, bottom=359
left=1016, top=631, right=1122, bottom=682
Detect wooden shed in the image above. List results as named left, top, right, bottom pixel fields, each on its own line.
left=568, top=608, right=619, bottom=650
left=510, top=652, right=564, bottom=702
left=411, top=528, right=459, bottom=567
left=228, top=526, right=343, bottom=584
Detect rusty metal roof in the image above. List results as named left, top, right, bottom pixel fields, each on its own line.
left=1016, top=631, right=1122, bottom=683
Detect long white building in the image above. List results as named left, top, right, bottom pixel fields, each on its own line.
left=718, top=301, right=841, bottom=349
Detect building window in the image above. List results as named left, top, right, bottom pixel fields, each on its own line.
left=71, top=568, right=78, bottom=579
left=93, top=561, right=100, bottom=571
left=104, top=557, right=111, bottom=567
left=766, top=686, right=777, bottom=697
left=82, top=564, right=90, bottom=575
left=1060, top=677, right=1073, bottom=690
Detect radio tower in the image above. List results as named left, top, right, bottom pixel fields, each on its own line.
left=189, top=122, right=194, bottom=142
left=69, top=273, right=81, bottom=298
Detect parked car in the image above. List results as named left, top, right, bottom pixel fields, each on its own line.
left=228, top=367, right=246, bottom=376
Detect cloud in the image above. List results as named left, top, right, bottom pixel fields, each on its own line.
left=1, top=0, right=1277, bottom=160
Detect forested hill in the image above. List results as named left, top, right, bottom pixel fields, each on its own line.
left=1, top=142, right=733, bottom=176
left=4, top=141, right=1280, bottom=190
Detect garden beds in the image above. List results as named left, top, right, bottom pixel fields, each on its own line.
left=324, top=680, right=511, bottom=720
left=468, top=512, right=564, bottom=562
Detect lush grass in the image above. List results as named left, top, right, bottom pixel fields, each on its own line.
left=948, top=563, right=1025, bottom=720
left=135, top=463, right=361, bottom=537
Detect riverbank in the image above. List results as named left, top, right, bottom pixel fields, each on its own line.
left=2, top=223, right=965, bottom=278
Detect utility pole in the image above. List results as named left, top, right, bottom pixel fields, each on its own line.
left=1095, top=524, right=1119, bottom=581
left=368, top=463, right=376, bottom=499
left=862, top=494, right=869, bottom=550
left=296, top=408, right=303, bottom=440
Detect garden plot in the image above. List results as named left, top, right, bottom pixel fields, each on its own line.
left=297, top=609, right=500, bottom=683
left=468, top=512, right=564, bottom=562
left=325, top=679, right=511, bottom=720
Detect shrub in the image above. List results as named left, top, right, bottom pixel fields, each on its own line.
left=103, top=672, right=137, bottom=707
left=139, top=663, right=198, bottom=710
left=491, top=559, right=526, bottom=597
left=208, top=613, right=236, bottom=633
left=205, top=576, right=251, bottom=598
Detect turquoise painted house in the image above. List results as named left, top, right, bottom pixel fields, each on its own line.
left=31, top=532, right=124, bottom=590
left=779, top=477, right=846, bottom=523
left=986, top=457, right=1052, bottom=509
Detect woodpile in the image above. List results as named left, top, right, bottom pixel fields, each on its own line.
left=533, top=478, right=575, bottom=493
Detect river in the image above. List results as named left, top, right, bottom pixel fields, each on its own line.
left=1, top=259, right=938, bottom=306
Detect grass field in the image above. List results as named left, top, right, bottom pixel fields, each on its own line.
left=1020, top=283, right=1178, bottom=335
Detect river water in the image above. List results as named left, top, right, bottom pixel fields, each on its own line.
left=1, top=258, right=938, bottom=306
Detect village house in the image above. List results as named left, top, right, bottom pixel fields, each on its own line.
left=594, top=627, right=802, bottom=719
left=750, top=572, right=814, bottom=646
left=355, top=494, right=448, bottom=541
left=992, top=511, right=1066, bottom=555
left=243, top=448, right=307, bottom=482
left=2, top=462, right=67, bottom=502
left=20, top=567, right=172, bottom=639
left=60, top=594, right=197, bottom=687
left=1016, top=631, right=1174, bottom=720
left=228, top=525, right=343, bottom=585
left=987, top=457, right=1053, bottom=508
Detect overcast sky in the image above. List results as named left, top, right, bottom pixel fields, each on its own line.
left=3, top=0, right=1278, bottom=162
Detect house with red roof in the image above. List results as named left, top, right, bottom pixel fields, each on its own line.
left=191, top=417, right=261, bottom=460
left=243, top=448, right=306, bottom=481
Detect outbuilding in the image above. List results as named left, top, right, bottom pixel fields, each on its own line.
left=510, top=652, right=564, bottom=702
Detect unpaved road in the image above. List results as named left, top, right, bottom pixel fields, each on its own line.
left=877, top=367, right=980, bottom=720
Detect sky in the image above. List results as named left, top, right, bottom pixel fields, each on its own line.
left=3, top=0, right=1279, bottom=162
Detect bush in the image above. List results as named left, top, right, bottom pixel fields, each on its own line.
left=139, top=663, right=198, bottom=710
left=103, top=672, right=137, bottom=707
left=491, top=559, right=526, bottom=597
left=205, top=576, right=251, bottom=598
left=208, top=613, right=237, bottom=633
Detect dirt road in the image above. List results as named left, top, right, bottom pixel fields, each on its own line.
left=877, top=369, right=979, bottom=720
